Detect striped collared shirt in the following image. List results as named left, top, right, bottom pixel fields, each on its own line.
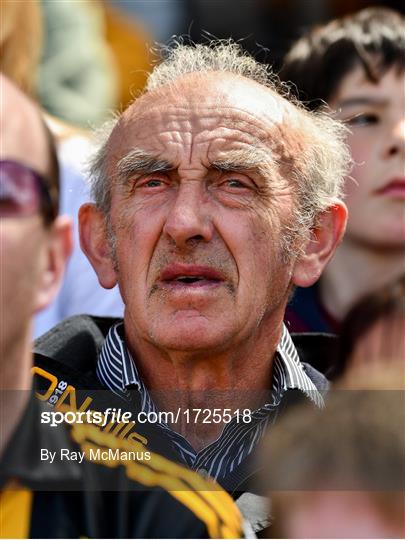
left=97, top=322, right=323, bottom=481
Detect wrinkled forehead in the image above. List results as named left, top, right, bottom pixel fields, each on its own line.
left=108, top=74, right=297, bottom=164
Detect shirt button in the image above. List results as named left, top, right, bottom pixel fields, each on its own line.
left=197, top=468, right=210, bottom=479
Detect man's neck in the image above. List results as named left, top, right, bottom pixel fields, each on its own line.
left=124, top=317, right=283, bottom=450
left=0, top=332, right=32, bottom=458
left=320, top=238, right=405, bottom=322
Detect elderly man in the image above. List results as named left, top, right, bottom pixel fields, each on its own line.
left=34, top=42, right=348, bottom=508
left=1, top=74, right=244, bottom=539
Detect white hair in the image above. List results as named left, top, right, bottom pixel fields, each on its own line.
left=147, top=40, right=277, bottom=92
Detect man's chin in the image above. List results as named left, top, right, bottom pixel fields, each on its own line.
left=148, top=313, right=233, bottom=352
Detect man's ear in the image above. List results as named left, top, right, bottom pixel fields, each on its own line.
left=35, top=216, right=73, bottom=313
left=79, top=203, right=118, bottom=289
left=292, top=202, right=347, bottom=288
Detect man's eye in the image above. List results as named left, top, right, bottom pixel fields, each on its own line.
left=138, top=178, right=165, bottom=188
left=223, top=179, right=249, bottom=189
left=346, top=113, right=379, bottom=127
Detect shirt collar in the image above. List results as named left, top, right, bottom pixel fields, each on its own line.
left=98, top=321, right=323, bottom=407
left=276, top=323, right=324, bottom=408
left=97, top=322, right=141, bottom=395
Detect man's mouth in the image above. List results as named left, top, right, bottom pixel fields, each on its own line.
left=159, top=264, right=225, bottom=288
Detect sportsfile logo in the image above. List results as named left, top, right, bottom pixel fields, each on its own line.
left=41, top=408, right=132, bottom=427
left=32, top=366, right=148, bottom=446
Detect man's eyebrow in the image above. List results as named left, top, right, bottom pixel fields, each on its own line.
left=116, top=148, right=275, bottom=182
left=211, top=149, right=273, bottom=177
left=336, top=97, right=389, bottom=109
left=117, top=149, right=173, bottom=183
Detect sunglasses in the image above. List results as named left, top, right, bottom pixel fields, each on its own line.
left=0, top=160, right=57, bottom=223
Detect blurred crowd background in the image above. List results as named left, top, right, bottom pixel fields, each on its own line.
left=1, top=0, right=403, bottom=128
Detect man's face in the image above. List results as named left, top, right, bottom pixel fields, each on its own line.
left=330, top=66, right=405, bottom=248
left=106, top=76, right=301, bottom=352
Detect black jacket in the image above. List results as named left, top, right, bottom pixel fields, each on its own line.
left=0, top=393, right=244, bottom=538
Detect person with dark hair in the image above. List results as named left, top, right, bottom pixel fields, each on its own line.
left=337, top=274, right=405, bottom=384
left=0, top=74, right=245, bottom=539
left=281, top=7, right=405, bottom=334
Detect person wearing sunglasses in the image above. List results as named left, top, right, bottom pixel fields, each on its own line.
left=0, top=75, right=72, bottom=413
left=0, top=75, right=246, bottom=539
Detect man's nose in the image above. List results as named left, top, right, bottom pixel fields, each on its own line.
left=385, top=117, right=405, bottom=158
left=163, top=183, right=214, bottom=248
